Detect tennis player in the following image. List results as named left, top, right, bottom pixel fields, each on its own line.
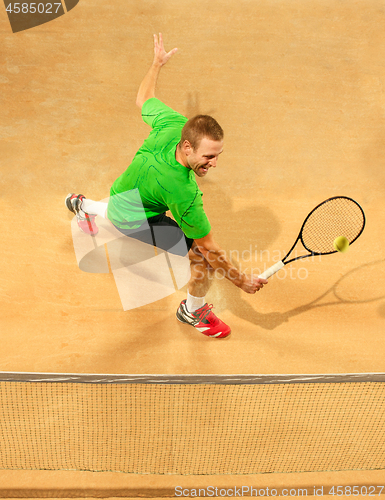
left=66, top=33, right=267, bottom=338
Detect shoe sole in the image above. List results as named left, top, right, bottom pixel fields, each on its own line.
left=65, top=193, right=76, bottom=213
left=65, top=193, right=86, bottom=214
left=176, top=309, right=191, bottom=325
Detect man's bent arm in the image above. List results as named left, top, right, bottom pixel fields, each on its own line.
left=136, top=33, right=178, bottom=109
left=194, top=232, right=268, bottom=294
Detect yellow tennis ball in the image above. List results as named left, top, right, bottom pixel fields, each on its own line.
left=333, top=236, right=349, bottom=253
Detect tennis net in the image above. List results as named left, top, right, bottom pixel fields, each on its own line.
left=0, top=372, right=384, bottom=475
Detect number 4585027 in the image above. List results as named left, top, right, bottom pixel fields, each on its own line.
left=329, top=486, right=384, bottom=496
left=6, top=3, right=63, bottom=14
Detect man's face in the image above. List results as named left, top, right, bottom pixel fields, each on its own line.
left=185, top=138, right=224, bottom=177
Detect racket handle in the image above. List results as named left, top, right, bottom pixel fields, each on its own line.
left=258, top=261, right=285, bottom=280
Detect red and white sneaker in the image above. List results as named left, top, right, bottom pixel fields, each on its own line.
left=176, top=300, right=231, bottom=338
left=65, top=193, right=99, bottom=236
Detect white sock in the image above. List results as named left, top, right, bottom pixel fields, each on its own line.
left=186, top=292, right=205, bottom=312
left=81, top=199, right=108, bottom=219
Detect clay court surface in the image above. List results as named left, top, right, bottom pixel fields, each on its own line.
left=1, top=0, right=385, bottom=496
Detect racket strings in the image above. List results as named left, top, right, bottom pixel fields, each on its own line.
left=301, top=197, right=365, bottom=254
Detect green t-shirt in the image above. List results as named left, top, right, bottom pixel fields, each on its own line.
left=107, top=98, right=211, bottom=240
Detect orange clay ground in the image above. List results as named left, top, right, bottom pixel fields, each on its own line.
left=1, top=0, right=385, bottom=497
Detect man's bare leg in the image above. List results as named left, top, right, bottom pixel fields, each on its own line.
left=186, top=242, right=214, bottom=311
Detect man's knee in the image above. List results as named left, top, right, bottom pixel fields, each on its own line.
left=188, top=242, right=207, bottom=262
left=188, top=245, right=214, bottom=270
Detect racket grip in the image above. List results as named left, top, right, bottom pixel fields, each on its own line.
left=258, top=261, right=285, bottom=280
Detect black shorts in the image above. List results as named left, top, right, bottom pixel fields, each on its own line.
left=114, top=213, right=194, bottom=257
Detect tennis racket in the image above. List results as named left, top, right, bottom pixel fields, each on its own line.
left=258, top=196, right=366, bottom=280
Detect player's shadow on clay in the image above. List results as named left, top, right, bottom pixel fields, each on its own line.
left=185, top=92, right=216, bottom=118
left=196, top=181, right=281, bottom=263
left=228, top=259, right=385, bottom=331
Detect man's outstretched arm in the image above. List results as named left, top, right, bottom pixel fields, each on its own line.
left=194, top=232, right=268, bottom=294
left=136, top=33, right=178, bottom=109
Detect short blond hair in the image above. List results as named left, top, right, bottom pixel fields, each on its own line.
left=180, top=115, right=224, bottom=150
